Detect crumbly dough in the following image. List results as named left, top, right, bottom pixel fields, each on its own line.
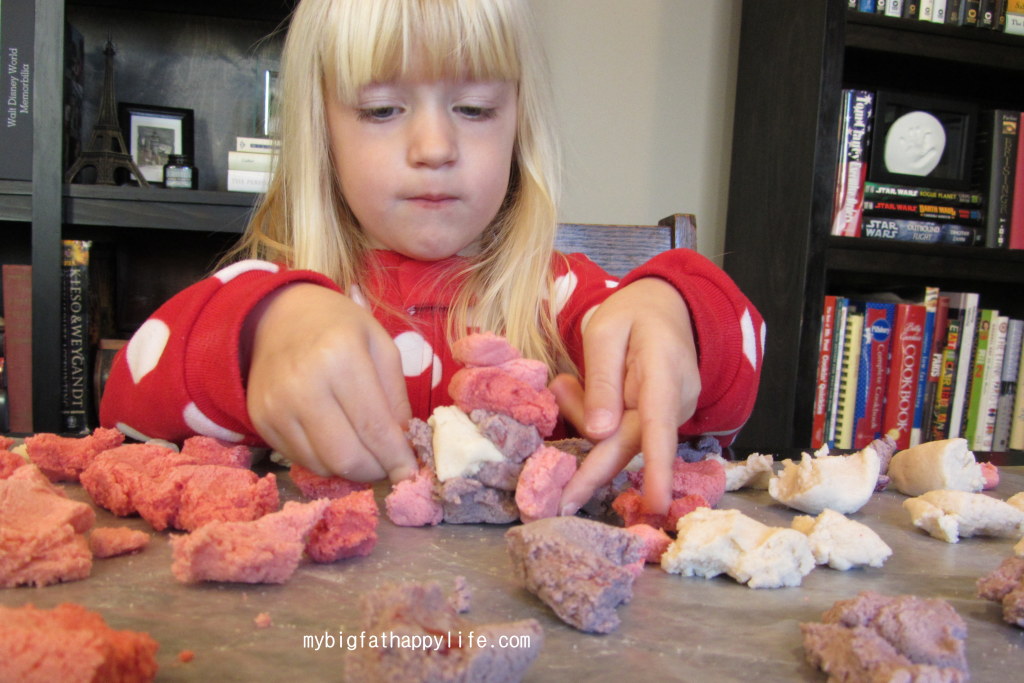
left=791, top=508, right=892, bottom=570
left=661, top=507, right=815, bottom=589
left=429, top=405, right=506, bottom=482
left=708, top=452, right=774, bottom=491
left=887, top=438, right=983, bottom=497
left=903, top=490, right=1024, bottom=543
left=767, top=445, right=880, bottom=515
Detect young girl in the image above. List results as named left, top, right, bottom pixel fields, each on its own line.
left=99, top=0, right=765, bottom=516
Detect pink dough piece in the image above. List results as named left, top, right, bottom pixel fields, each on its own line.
left=254, top=612, right=272, bottom=628
left=180, top=435, right=252, bottom=468
left=629, top=457, right=727, bottom=507
left=451, top=331, right=521, bottom=366
left=89, top=527, right=151, bottom=558
left=0, top=603, right=159, bottom=683
left=515, top=446, right=577, bottom=523
left=625, top=524, right=673, bottom=563
left=0, top=435, right=15, bottom=450
left=448, top=366, right=558, bottom=436
left=170, top=499, right=329, bottom=584
left=612, top=489, right=710, bottom=531
left=980, top=461, right=999, bottom=490
left=80, top=443, right=191, bottom=516
left=0, top=449, right=27, bottom=478
left=306, top=489, right=379, bottom=562
left=0, top=467, right=95, bottom=587
left=25, top=427, right=126, bottom=482
left=385, top=466, right=443, bottom=527
left=289, top=463, right=372, bottom=500
left=494, top=357, right=549, bottom=391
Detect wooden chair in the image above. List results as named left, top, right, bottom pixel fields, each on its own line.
left=554, top=213, right=697, bottom=277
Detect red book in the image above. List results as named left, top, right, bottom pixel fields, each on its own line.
left=1009, top=111, right=1024, bottom=250
left=882, top=303, right=927, bottom=450
left=2, top=264, right=33, bottom=433
left=830, top=90, right=874, bottom=237
left=854, top=302, right=895, bottom=448
left=812, top=295, right=838, bottom=447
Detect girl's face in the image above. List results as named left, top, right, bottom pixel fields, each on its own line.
left=326, top=71, right=518, bottom=260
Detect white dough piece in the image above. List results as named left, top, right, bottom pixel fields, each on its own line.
left=708, top=452, right=774, bottom=491
left=791, top=509, right=892, bottom=570
left=1007, top=492, right=1024, bottom=512
left=902, top=490, right=1024, bottom=543
left=428, top=406, right=505, bottom=482
left=767, top=445, right=880, bottom=515
left=661, top=508, right=815, bottom=589
left=887, top=438, right=983, bottom=497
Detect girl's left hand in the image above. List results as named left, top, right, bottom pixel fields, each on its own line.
left=552, top=277, right=699, bottom=515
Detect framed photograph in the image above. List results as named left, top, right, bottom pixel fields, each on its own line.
left=867, top=91, right=977, bottom=190
left=118, top=103, right=195, bottom=185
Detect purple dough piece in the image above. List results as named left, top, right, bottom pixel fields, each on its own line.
left=440, top=478, right=519, bottom=524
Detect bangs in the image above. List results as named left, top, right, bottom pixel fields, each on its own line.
left=322, top=0, right=523, bottom=103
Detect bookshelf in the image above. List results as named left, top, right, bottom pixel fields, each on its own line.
left=0, top=0, right=295, bottom=432
left=723, top=0, right=1024, bottom=452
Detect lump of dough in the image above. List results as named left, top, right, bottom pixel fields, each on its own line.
left=768, top=445, right=880, bottom=515
left=887, top=438, right=983, bottom=496
left=429, top=405, right=506, bottom=482
left=903, top=490, right=1024, bottom=543
left=661, top=508, right=815, bottom=589
left=708, top=452, right=774, bottom=491
left=792, top=508, right=892, bottom=570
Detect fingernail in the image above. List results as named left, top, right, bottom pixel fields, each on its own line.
left=560, top=503, right=580, bottom=517
left=587, top=409, right=614, bottom=434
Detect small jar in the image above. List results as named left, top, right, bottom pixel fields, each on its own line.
left=163, top=155, right=197, bottom=189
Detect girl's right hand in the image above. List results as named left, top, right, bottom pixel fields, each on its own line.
left=243, top=283, right=418, bottom=483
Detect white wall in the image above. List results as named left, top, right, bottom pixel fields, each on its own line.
left=530, top=0, right=741, bottom=264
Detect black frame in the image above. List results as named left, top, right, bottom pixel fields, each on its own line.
left=867, top=91, right=977, bottom=191
left=117, top=102, right=195, bottom=185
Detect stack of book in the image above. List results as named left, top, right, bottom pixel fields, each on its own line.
left=853, top=0, right=1024, bottom=32
left=830, top=89, right=1024, bottom=249
left=812, top=289, right=1024, bottom=453
left=226, top=136, right=278, bottom=193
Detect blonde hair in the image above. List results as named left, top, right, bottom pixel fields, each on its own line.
left=234, top=0, right=570, bottom=372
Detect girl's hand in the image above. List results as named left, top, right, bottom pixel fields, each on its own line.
left=243, top=283, right=418, bottom=483
left=554, top=277, right=699, bottom=515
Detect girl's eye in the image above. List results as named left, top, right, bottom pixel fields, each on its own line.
left=454, top=105, right=497, bottom=120
left=356, top=106, right=400, bottom=121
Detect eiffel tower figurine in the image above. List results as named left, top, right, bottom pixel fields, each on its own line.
left=65, top=40, right=149, bottom=187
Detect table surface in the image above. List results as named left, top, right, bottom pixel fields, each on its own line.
left=4, top=464, right=1024, bottom=682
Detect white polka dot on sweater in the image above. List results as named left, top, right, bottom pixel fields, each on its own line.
left=214, top=260, right=279, bottom=283
left=741, top=308, right=758, bottom=371
left=126, top=319, right=171, bottom=384
left=182, top=402, right=244, bottom=443
left=349, top=284, right=369, bottom=310
left=605, top=279, right=618, bottom=288
left=580, top=305, right=599, bottom=335
left=550, top=272, right=578, bottom=316
left=431, top=353, right=443, bottom=389
left=116, top=422, right=152, bottom=443
left=394, top=331, right=434, bottom=378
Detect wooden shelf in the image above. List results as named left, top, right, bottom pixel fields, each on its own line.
left=64, top=185, right=256, bottom=232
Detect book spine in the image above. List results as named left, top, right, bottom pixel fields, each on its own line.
left=947, top=0, right=964, bottom=22
left=854, top=302, right=896, bottom=448
left=976, top=110, right=1018, bottom=248
left=1009, top=325, right=1024, bottom=450
left=963, top=0, right=982, bottom=24
left=2, top=264, right=33, bottom=432
left=831, top=90, right=874, bottom=238
left=904, top=1, right=921, bottom=18
left=1009, top=111, right=1024, bottom=249
left=836, top=312, right=865, bottom=449
left=858, top=0, right=877, bottom=11
left=0, top=0, right=35, bottom=180
left=812, top=295, right=838, bottom=448
left=947, top=292, right=980, bottom=439
left=979, top=0, right=997, bottom=25
left=882, top=303, right=927, bottom=449
left=227, top=169, right=271, bottom=193
left=977, top=315, right=1008, bottom=450
left=993, top=318, right=1022, bottom=451
left=910, top=288, right=939, bottom=446
left=933, top=0, right=949, bottom=21
left=921, top=0, right=935, bottom=19
left=885, top=0, right=905, bottom=15
left=1006, top=0, right=1024, bottom=33
left=228, top=150, right=277, bottom=173
left=864, top=181, right=984, bottom=205
left=963, top=308, right=995, bottom=448
left=826, top=297, right=851, bottom=445
left=61, top=239, right=92, bottom=434
left=235, top=136, right=280, bottom=153
left=919, top=294, right=950, bottom=442
left=930, top=317, right=961, bottom=440
left=862, top=199, right=984, bottom=223
left=860, top=217, right=982, bottom=245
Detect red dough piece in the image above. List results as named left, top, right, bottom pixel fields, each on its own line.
left=515, top=446, right=577, bottom=523
left=448, top=366, right=558, bottom=436
left=0, top=603, right=158, bottom=683
left=80, top=443, right=190, bottom=517
left=289, top=463, right=372, bottom=499
left=451, top=330, right=521, bottom=367
left=385, top=466, right=443, bottom=527
left=170, top=499, right=329, bottom=584
left=628, top=457, right=727, bottom=507
left=89, top=527, right=151, bottom=559
left=612, top=489, right=710, bottom=531
left=625, top=524, right=673, bottom=563
left=0, top=448, right=27, bottom=478
left=980, top=461, right=999, bottom=490
left=25, top=427, right=126, bottom=482
left=1, top=466, right=95, bottom=587
left=0, top=435, right=15, bottom=450
left=179, top=435, right=252, bottom=468
left=306, top=489, right=379, bottom=562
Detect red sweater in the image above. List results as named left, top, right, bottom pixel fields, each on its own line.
left=100, top=249, right=764, bottom=448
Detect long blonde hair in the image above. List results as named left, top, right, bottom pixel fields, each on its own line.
left=234, top=0, right=570, bottom=372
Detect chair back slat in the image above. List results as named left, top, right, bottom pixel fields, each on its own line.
left=554, top=213, right=696, bottom=277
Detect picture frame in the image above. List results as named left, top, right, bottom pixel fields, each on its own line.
left=867, top=91, right=977, bottom=191
left=117, top=103, right=195, bottom=185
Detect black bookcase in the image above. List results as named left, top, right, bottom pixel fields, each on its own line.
left=0, top=0, right=295, bottom=432
left=724, top=0, right=1024, bottom=452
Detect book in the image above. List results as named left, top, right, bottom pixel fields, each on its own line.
left=930, top=316, right=961, bottom=440
left=963, top=0, right=982, bottom=24
left=1009, top=111, right=1024, bottom=250
left=881, top=302, right=927, bottom=449
left=976, top=315, right=1008, bottom=451
left=0, top=0, right=35, bottom=180
left=831, top=90, right=874, bottom=237
left=228, top=150, right=277, bottom=173
left=61, top=240, right=92, bottom=434
left=945, top=291, right=980, bottom=439
left=946, top=0, right=964, bottom=22
left=903, top=1, right=921, bottom=18
left=976, top=110, right=1019, bottom=248
left=63, top=20, right=84, bottom=174
left=858, top=0, right=877, bottom=11
left=862, top=199, right=984, bottom=224
left=2, top=264, right=32, bottom=432
left=864, top=181, right=983, bottom=206
left=979, top=0, right=999, bottom=25
left=963, top=308, right=996, bottom=448
left=860, top=217, right=982, bottom=245
left=1009, top=328, right=1024, bottom=450
left=993, top=318, right=1022, bottom=451
left=911, top=287, right=940, bottom=446
left=227, top=169, right=271, bottom=193
left=919, top=294, right=950, bottom=441
left=854, top=302, right=896, bottom=448
left=826, top=297, right=851, bottom=445
left=836, top=312, right=865, bottom=449
left=933, top=0, right=948, bottom=21
left=235, top=136, right=280, bottom=153
left=921, top=0, right=935, bottom=19
left=1007, top=0, right=1024, bottom=34
left=885, top=0, right=905, bottom=15
left=812, top=295, right=839, bottom=448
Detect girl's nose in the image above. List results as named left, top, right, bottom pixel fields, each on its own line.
left=407, top=109, right=458, bottom=168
